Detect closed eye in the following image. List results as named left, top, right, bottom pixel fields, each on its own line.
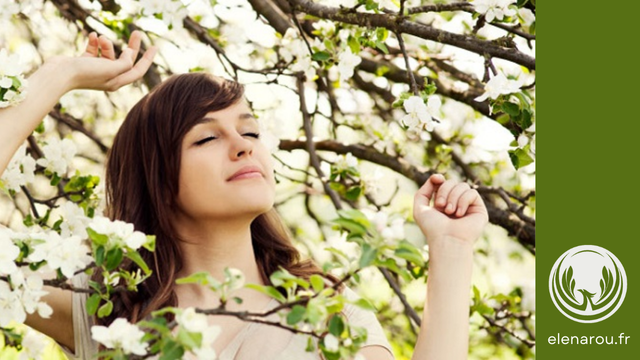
left=244, top=133, right=260, bottom=139
left=194, top=136, right=216, bottom=146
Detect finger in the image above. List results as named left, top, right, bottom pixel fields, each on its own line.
left=455, top=189, right=481, bottom=217
left=415, top=173, right=445, bottom=205
left=110, top=46, right=157, bottom=90
left=99, top=35, right=116, bottom=60
left=443, top=182, right=471, bottom=215
left=433, top=178, right=457, bottom=210
left=125, top=30, right=143, bottom=63
left=82, top=32, right=99, bottom=57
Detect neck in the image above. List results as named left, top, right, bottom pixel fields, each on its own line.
left=173, top=215, right=263, bottom=302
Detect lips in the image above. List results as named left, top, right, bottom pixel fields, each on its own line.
left=227, top=165, right=263, bottom=181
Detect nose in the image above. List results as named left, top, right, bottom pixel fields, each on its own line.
left=229, top=134, right=254, bottom=160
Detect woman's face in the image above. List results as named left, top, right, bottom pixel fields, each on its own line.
left=175, top=101, right=276, bottom=222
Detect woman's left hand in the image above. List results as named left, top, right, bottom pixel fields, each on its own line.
left=413, top=174, right=489, bottom=248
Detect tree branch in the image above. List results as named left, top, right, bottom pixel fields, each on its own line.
left=279, top=139, right=535, bottom=251
left=287, top=0, right=535, bottom=69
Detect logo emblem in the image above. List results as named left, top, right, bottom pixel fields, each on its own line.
left=549, top=245, right=627, bottom=323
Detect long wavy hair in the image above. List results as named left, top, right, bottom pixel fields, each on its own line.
left=97, top=73, right=329, bottom=325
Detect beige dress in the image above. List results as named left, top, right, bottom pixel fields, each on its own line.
left=62, top=275, right=394, bottom=360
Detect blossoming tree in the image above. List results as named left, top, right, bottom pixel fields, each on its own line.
left=1, top=0, right=535, bottom=359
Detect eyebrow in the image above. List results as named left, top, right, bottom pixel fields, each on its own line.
left=196, top=113, right=257, bottom=126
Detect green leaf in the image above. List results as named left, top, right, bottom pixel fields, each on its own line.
left=245, top=284, right=286, bottom=303
left=105, top=248, right=124, bottom=271
left=600, top=279, right=604, bottom=295
left=508, top=147, right=534, bottom=169
left=353, top=298, right=375, bottom=311
left=286, top=305, right=307, bottom=325
left=87, top=228, right=109, bottom=246
left=95, top=246, right=106, bottom=267
left=502, top=102, right=520, bottom=117
left=602, top=266, right=608, bottom=285
left=520, top=109, right=532, bottom=129
left=86, top=294, right=101, bottom=316
left=496, top=113, right=511, bottom=125
left=159, top=339, right=185, bottom=360
left=138, top=317, right=169, bottom=335
left=143, top=235, right=156, bottom=252
left=359, top=243, right=377, bottom=268
left=328, top=315, right=345, bottom=336
left=176, top=272, right=212, bottom=285
left=312, top=51, right=331, bottom=61
left=394, top=241, right=425, bottom=267
left=375, top=41, right=389, bottom=54
left=35, top=121, right=45, bottom=134
left=97, top=300, right=113, bottom=318
left=331, top=218, right=367, bottom=236
left=306, top=302, right=324, bottom=324
left=345, top=186, right=362, bottom=201
left=375, top=27, right=388, bottom=41
left=347, top=36, right=361, bottom=54
left=176, top=329, right=202, bottom=349
left=126, top=250, right=151, bottom=274
left=310, top=274, right=325, bottom=293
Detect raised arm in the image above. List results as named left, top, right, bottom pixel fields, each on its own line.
left=0, top=31, right=156, bottom=175
left=411, top=174, right=488, bottom=359
left=357, top=174, right=487, bottom=360
left=1, top=31, right=156, bottom=351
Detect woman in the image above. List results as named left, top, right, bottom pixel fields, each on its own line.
left=0, top=31, right=488, bottom=359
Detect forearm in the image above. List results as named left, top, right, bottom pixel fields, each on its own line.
left=0, top=60, right=73, bottom=174
left=412, top=237, right=474, bottom=360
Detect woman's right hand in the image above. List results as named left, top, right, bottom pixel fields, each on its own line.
left=49, top=30, right=157, bottom=92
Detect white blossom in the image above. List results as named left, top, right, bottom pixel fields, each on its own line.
left=59, top=201, right=91, bottom=239
left=0, top=48, right=28, bottom=108
left=91, top=318, right=148, bottom=356
left=29, top=232, right=93, bottom=278
left=258, top=119, right=280, bottom=154
left=0, top=280, right=26, bottom=326
left=518, top=8, right=536, bottom=26
left=324, top=334, right=340, bottom=352
left=36, top=137, right=77, bottom=176
left=88, top=216, right=149, bottom=250
left=0, top=48, right=25, bottom=77
left=337, top=48, right=362, bottom=83
left=334, top=153, right=358, bottom=173
left=473, top=0, right=517, bottom=23
left=8, top=269, right=51, bottom=318
left=19, top=327, right=48, bottom=360
left=138, top=0, right=187, bottom=30
left=177, top=307, right=209, bottom=333
left=474, top=72, right=523, bottom=102
left=177, top=308, right=221, bottom=359
left=312, top=20, right=336, bottom=37
left=0, top=0, right=20, bottom=20
left=225, top=268, right=245, bottom=292
left=0, top=229, right=20, bottom=275
left=362, top=209, right=405, bottom=243
left=401, top=95, right=441, bottom=132
left=362, top=168, right=384, bottom=196
left=280, top=28, right=317, bottom=81
left=1, top=144, right=36, bottom=192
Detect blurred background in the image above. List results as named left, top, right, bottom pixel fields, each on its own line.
left=0, top=0, right=535, bottom=359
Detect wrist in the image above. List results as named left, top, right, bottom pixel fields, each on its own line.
left=39, top=57, right=76, bottom=94
left=428, top=235, right=474, bottom=254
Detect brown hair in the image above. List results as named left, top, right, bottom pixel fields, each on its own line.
left=98, top=73, right=329, bottom=325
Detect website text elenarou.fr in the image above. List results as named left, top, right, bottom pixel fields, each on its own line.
left=548, top=333, right=631, bottom=345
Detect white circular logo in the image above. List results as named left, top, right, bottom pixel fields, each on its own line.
left=549, top=245, right=627, bottom=323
